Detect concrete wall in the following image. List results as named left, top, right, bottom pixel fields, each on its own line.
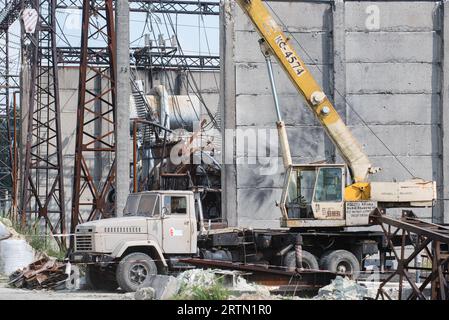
left=221, top=0, right=448, bottom=227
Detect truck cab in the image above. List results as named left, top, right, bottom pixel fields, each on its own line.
left=124, top=190, right=197, bottom=254
left=70, top=190, right=198, bottom=292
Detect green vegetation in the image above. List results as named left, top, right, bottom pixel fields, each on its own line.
left=174, top=279, right=231, bottom=300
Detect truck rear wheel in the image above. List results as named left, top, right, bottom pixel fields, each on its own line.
left=320, top=250, right=360, bottom=278
left=283, top=250, right=319, bottom=270
left=116, top=252, right=158, bottom=292
left=86, top=265, right=118, bottom=291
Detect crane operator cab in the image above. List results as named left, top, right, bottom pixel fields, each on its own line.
left=280, top=164, right=347, bottom=223
left=279, top=162, right=436, bottom=228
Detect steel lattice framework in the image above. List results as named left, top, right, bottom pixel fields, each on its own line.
left=55, top=0, right=219, bottom=15
left=70, top=0, right=116, bottom=238
left=0, top=6, right=12, bottom=212
left=56, top=46, right=220, bottom=70
left=21, top=0, right=66, bottom=248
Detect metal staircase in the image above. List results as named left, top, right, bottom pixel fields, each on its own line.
left=130, top=67, right=158, bottom=145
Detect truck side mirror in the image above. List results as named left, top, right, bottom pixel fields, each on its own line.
left=161, top=206, right=169, bottom=218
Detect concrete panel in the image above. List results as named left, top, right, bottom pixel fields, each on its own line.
left=236, top=157, right=284, bottom=188
left=235, top=1, right=332, bottom=32
left=59, top=89, right=78, bottom=113
left=236, top=62, right=331, bottom=95
left=235, top=30, right=331, bottom=64
left=346, top=63, right=440, bottom=94
left=60, top=112, right=77, bottom=156
left=234, top=125, right=325, bottom=159
left=188, top=72, right=220, bottom=93
left=346, top=32, right=441, bottom=63
left=286, top=126, right=325, bottom=158
left=368, top=155, right=438, bottom=182
left=236, top=94, right=318, bottom=126
left=345, top=2, right=441, bottom=32
left=236, top=188, right=283, bottom=229
left=350, top=125, right=436, bottom=156
left=346, top=93, right=440, bottom=125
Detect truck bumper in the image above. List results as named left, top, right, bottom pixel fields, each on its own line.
left=69, top=252, right=115, bottom=265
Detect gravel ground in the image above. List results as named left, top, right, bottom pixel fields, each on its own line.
left=0, top=277, right=130, bottom=300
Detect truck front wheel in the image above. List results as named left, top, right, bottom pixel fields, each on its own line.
left=116, top=252, right=158, bottom=292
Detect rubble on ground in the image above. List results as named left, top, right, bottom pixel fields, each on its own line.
left=312, top=276, right=375, bottom=300
left=134, top=287, right=156, bottom=300
left=176, top=269, right=271, bottom=299
left=8, top=257, right=68, bottom=290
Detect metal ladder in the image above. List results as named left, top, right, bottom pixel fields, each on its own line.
left=129, top=68, right=158, bottom=144
left=240, top=229, right=258, bottom=264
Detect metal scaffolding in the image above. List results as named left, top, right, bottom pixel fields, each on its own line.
left=370, top=209, right=449, bottom=300
left=70, top=0, right=116, bottom=239
left=21, top=0, right=66, bottom=248
left=0, top=9, right=12, bottom=213
left=56, top=46, right=220, bottom=70
left=0, top=0, right=20, bottom=216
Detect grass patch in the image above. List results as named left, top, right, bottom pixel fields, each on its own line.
left=174, top=280, right=231, bottom=300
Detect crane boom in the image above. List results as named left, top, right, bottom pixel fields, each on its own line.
left=235, top=0, right=373, bottom=183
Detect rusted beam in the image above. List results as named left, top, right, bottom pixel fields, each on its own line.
left=71, top=0, right=116, bottom=246
left=21, top=0, right=66, bottom=249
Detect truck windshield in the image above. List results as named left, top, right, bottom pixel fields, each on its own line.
left=137, top=194, right=159, bottom=216
left=124, top=195, right=140, bottom=216
left=124, top=194, right=159, bottom=216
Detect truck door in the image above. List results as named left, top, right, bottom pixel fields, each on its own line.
left=161, top=195, right=194, bottom=254
left=311, top=167, right=345, bottom=220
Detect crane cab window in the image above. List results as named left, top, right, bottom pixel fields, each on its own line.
left=314, top=167, right=343, bottom=202
left=163, top=196, right=188, bottom=215
left=286, top=169, right=316, bottom=218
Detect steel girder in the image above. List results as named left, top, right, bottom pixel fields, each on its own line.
left=21, top=0, right=66, bottom=248
left=70, top=0, right=116, bottom=242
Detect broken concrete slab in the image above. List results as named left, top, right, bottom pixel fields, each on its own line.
left=146, top=274, right=180, bottom=300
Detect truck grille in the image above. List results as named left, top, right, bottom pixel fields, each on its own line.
left=75, top=235, right=93, bottom=251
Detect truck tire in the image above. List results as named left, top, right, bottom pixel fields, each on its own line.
left=319, top=250, right=360, bottom=278
left=283, top=250, right=319, bottom=270
left=86, top=265, right=118, bottom=291
left=116, top=252, right=158, bottom=292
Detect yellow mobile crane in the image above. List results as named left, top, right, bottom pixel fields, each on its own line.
left=235, top=0, right=436, bottom=228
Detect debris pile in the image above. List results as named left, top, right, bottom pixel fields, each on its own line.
left=176, top=269, right=271, bottom=299
left=313, top=276, right=374, bottom=300
left=8, top=257, right=68, bottom=290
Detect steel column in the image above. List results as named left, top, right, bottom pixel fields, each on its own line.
left=71, top=0, right=116, bottom=242
left=21, top=0, right=66, bottom=248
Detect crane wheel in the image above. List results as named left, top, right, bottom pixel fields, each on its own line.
left=283, top=250, right=319, bottom=271
left=319, top=250, right=360, bottom=278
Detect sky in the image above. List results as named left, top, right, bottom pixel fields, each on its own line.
left=4, top=2, right=220, bottom=79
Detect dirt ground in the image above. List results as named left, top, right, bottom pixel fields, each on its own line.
left=0, top=277, right=130, bottom=300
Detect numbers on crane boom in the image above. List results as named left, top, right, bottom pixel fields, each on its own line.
left=274, top=35, right=305, bottom=77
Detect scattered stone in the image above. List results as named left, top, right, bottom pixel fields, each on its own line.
left=146, top=274, right=180, bottom=300
left=313, top=276, right=374, bottom=300
left=135, top=287, right=155, bottom=300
